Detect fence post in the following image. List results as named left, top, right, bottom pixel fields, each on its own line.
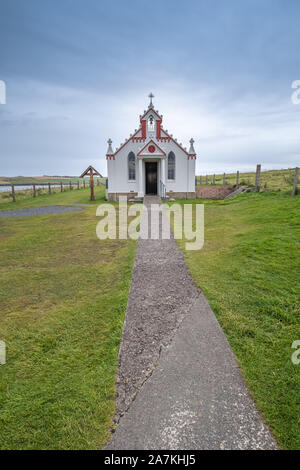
left=236, top=171, right=239, bottom=186
left=255, top=164, right=261, bottom=191
left=199, top=176, right=202, bottom=184
left=97, top=179, right=99, bottom=186
left=77, top=180, right=80, bottom=190
left=83, top=180, right=86, bottom=189
left=48, top=183, right=51, bottom=194
left=61, top=182, right=63, bottom=192
left=11, top=185, right=16, bottom=202
left=223, top=173, right=226, bottom=185
left=212, top=174, right=215, bottom=184
left=292, top=167, right=299, bottom=196
left=206, top=175, right=208, bottom=184
left=33, top=184, right=36, bottom=198
left=69, top=181, right=72, bottom=191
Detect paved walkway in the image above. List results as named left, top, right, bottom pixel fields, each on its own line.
left=0, top=205, right=83, bottom=218
left=106, top=196, right=277, bottom=450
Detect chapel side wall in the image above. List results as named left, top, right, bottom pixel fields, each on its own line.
left=107, top=141, right=140, bottom=194
left=164, top=142, right=195, bottom=193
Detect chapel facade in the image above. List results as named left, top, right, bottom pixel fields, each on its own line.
left=106, top=94, right=196, bottom=201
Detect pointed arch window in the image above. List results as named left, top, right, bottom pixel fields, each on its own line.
left=128, top=152, right=136, bottom=180
left=168, top=152, right=175, bottom=180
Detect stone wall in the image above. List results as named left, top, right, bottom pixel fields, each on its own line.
left=195, top=185, right=235, bottom=199
left=107, top=192, right=138, bottom=202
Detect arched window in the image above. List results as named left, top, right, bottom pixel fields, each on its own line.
left=128, top=152, right=136, bottom=180
left=168, top=152, right=175, bottom=180
left=148, top=115, right=155, bottom=132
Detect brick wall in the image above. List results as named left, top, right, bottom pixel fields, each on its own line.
left=195, top=185, right=235, bottom=199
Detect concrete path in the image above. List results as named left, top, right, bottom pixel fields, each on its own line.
left=106, top=196, right=277, bottom=450
left=0, top=205, right=83, bottom=218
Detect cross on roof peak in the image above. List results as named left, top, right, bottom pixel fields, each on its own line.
left=148, top=92, right=154, bottom=108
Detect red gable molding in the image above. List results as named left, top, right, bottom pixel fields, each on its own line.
left=140, top=107, right=162, bottom=122
left=112, top=128, right=141, bottom=158
left=137, top=139, right=166, bottom=157
left=160, top=128, right=191, bottom=157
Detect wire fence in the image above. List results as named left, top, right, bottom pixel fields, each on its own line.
left=0, top=179, right=105, bottom=203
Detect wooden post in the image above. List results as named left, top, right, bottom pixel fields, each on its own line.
left=200, top=175, right=202, bottom=184
left=292, top=167, right=299, bottom=196
left=206, top=175, right=208, bottom=184
left=83, top=180, right=86, bottom=189
left=223, top=173, right=226, bottom=185
left=11, top=184, right=16, bottom=202
left=48, top=183, right=51, bottom=194
left=61, top=182, right=63, bottom=192
left=77, top=180, right=80, bottom=190
left=212, top=174, right=215, bottom=184
left=90, top=171, right=95, bottom=201
left=255, top=164, right=261, bottom=191
left=33, top=184, right=36, bottom=198
left=69, top=181, right=72, bottom=191
left=97, top=179, right=99, bottom=186
left=236, top=171, right=239, bottom=186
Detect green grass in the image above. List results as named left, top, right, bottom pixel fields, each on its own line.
left=0, top=184, right=106, bottom=210
left=0, top=186, right=136, bottom=449
left=197, top=168, right=297, bottom=191
left=173, top=192, right=300, bottom=449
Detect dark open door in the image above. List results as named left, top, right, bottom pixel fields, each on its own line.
left=145, top=162, right=157, bottom=194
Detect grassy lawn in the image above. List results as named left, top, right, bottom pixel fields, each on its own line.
left=0, top=186, right=136, bottom=449
left=197, top=168, right=297, bottom=191
left=174, top=191, right=300, bottom=449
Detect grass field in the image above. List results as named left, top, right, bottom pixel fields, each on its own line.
left=174, top=192, right=300, bottom=449
left=0, top=186, right=136, bottom=449
left=197, top=168, right=297, bottom=192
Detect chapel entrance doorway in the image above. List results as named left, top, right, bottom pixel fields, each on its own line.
left=145, top=162, right=158, bottom=195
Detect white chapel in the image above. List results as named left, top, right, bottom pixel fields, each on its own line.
left=106, top=94, right=196, bottom=201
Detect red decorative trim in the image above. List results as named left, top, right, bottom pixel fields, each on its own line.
left=137, top=139, right=166, bottom=157
left=106, top=155, right=115, bottom=160
left=113, top=128, right=141, bottom=157
left=188, top=154, right=196, bottom=159
left=160, top=128, right=196, bottom=158
left=140, top=107, right=162, bottom=121
left=156, top=119, right=162, bottom=139
left=141, top=120, right=146, bottom=139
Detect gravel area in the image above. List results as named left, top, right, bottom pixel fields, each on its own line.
left=0, top=205, right=83, bottom=218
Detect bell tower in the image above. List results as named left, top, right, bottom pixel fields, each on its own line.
left=140, top=93, right=162, bottom=140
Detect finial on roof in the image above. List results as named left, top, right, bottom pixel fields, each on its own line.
left=148, top=92, right=154, bottom=108
left=189, top=138, right=196, bottom=154
left=106, top=138, right=113, bottom=155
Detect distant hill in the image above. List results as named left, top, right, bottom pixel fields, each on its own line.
left=0, top=175, right=106, bottom=185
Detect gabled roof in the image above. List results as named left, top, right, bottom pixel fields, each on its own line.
left=137, top=139, right=166, bottom=157
left=113, top=128, right=142, bottom=157
left=160, top=128, right=189, bottom=156
left=80, top=166, right=103, bottom=178
left=140, top=106, right=162, bottom=121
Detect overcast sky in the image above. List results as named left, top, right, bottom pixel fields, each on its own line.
left=0, top=0, right=299, bottom=176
